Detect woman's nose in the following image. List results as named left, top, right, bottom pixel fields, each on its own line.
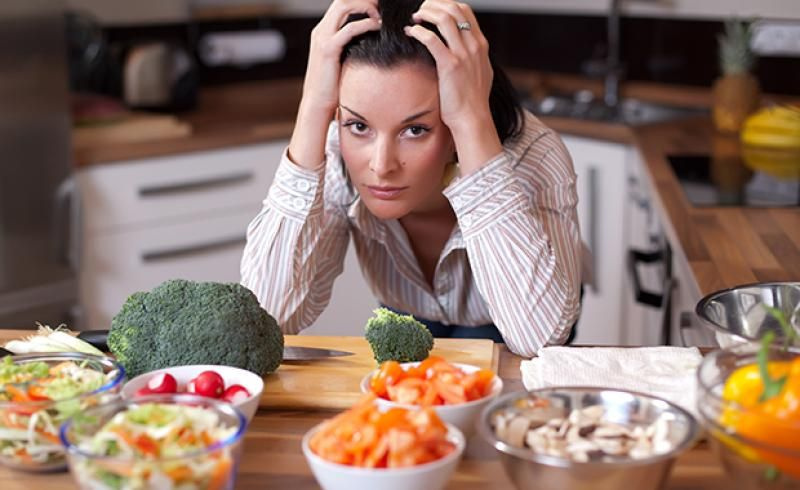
left=369, top=137, right=400, bottom=177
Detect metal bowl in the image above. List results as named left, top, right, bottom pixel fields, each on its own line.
left=695, top=282, right=800, bottom=348
left=476, top=387, right=699, bottom=490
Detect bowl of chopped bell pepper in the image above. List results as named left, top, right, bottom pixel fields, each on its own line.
left=697, top=340, right=800, bottom=489
left=359, top=356, right=502, bottom=436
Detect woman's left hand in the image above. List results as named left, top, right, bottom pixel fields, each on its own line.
left=405, top=0, right=502, bottom=174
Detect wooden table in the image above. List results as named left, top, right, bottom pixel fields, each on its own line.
left=0, top=336, right=729, bottom=489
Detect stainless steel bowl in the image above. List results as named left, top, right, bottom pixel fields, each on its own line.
left=477, top=387, right=699, bottom=490
left=695, top=282, right=800, bottom=348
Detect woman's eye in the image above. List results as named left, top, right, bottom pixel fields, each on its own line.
left=404, top=125, right=429, bottom=138
left=345, top=121, right=369, bottom=135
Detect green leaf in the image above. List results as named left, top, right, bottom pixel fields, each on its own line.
left=757, top=332, right=787, bottom=402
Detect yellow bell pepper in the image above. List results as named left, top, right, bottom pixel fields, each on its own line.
left=720, top=355, right=800, bottom=478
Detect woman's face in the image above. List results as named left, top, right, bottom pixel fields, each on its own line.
left=338, top=61, right=454, bottom=220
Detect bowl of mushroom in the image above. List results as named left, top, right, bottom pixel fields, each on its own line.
left=477, top=387, right=699, bottom=490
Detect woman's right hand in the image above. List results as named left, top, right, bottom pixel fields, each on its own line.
left=302, top=0, right=381, bottom=115
left=289, top=0, right=380, bottom=169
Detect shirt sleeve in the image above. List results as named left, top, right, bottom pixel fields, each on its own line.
left=240, top=147, right=350, bottom=334
left=443, top=123, right=582, bottom=358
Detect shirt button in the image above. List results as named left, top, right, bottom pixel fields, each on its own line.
left=292, top=197, right=306, bottom=210
left=452, top=196, right=464, bottom=207
left=296, top=179, right=311, bottom=192
left=460, top=214, right=472, bottom=227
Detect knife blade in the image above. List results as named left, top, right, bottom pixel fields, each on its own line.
left=282, top=345, right=354, bottom=361
left=76, top=330, right=353, bottom=362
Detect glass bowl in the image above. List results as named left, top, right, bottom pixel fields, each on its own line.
left=697, top=344, right=800, bottom=489
left=60, top=393, right=246, bottom=490
left=0, top=352, right=125, bottom=472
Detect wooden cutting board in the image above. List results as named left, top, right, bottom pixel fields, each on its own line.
left=0, top=330, right=497, bottom=411
left=261, top=335, right=498, bottom=410
left=72, top=113, right=192, bottom=149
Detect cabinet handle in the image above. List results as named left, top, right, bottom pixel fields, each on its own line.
left=142, top=236, right=246, bottom=263
left=626, top=248, right=665, bottom=308
left=138, top=172, right=254, bottom=197
left=52, top=176, right=81, bottom=271
left=587, top=166, right=599, bottom=293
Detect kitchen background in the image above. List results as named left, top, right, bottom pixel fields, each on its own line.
left=2, top=0, right=799, bottom=347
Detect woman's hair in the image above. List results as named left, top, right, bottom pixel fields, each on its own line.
left=341, top=0, right=524, bottom=143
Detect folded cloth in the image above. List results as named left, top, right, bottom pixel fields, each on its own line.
left=521, top=346, right=703, bottom=416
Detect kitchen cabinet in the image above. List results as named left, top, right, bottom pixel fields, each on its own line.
left=621, top=148, right=716, bottom=347
left=561, top=135, right=629, bottom=345
left=77, top=141, right=376, bottom=334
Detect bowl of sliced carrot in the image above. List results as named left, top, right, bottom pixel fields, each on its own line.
left=303, top=394, right=465, bottom=490
left=360, top=356, right=503, bottom=436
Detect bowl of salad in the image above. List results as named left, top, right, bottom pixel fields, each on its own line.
left=60, top=393, right=246, bottom=490
left=360, top=356, right=502, bottom=436
left=303, top=394, right=465, bottom=490
left=0, top=352, right=125, bottom=472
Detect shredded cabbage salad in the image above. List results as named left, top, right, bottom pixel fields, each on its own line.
left=72, top=403, right=238, bottom=490
left=0, top=356, right=117, bottom=468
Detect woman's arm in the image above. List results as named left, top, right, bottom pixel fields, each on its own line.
left=242, top=0, right=380, bottom=332
left=444, top=123, right=583, bottom=357
left=241, top=148, right=353, bottom=334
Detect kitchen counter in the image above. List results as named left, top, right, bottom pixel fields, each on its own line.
left=0, top=332, right=728, bottom=489
left=72, top=78, right=303, bottom=167
left=72, top=74, right=799, bottom=299
left=633, top=117, right=800, bottom=296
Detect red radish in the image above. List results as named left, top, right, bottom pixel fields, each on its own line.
left=146, top=373, right=178, bottom=394
left=221, top=384, right=251, bottom=404
left=189, top=370, right=225, bottom=398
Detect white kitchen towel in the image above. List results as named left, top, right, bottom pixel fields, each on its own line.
left=521, top=346, right=703, bottom=416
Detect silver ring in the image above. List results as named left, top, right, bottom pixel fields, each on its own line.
left=456, top=21, right=471, bottom=31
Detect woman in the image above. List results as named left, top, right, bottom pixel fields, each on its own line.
left=241, top=0, right=583, bottom=357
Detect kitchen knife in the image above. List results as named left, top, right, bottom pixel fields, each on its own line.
left=76, top=330, right=353, bottom=361
left=282, top=346, right=353, bottom=361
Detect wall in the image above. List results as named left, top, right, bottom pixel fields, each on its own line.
left=66, top=0, right=800, bottom=25
left=66, top=0, right=189, bottom=25
left=468, top=0, right=800, bottom=21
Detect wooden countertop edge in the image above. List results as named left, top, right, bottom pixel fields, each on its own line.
left=73, top=120, right=295, bottom=167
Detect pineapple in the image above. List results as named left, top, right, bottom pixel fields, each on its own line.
left=712, top=19, right=760, bottom=133
left=718, top=19, right=756, bottom=76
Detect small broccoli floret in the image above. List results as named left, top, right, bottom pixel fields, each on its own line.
left=365, top=308, right=434, bottom=364
left=108, top=279, right=284, bottom=378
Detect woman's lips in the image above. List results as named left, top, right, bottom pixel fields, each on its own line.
left=366, top=185, right=408, bottom=200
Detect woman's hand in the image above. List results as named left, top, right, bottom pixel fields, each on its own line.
left=290, top=0, right=381, bottom=169
left=404, top=0, right=502, bottom=174
left=303, top=0, right=381, bottom=113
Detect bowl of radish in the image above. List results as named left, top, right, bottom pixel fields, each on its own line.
left=121, top=365, right=263, bottom=423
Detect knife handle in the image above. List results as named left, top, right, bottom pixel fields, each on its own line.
left=77, top=330, right=110, bottom=353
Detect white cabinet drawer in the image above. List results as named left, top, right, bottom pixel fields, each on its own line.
left=78, top=142, right=284, bottom=233
left=79, top=209, right=255, bottom=330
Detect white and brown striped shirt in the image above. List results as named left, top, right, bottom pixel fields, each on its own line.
left=241, top=111, right=583, bottom=358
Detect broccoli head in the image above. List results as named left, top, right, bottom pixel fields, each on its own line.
left=365, top=308, right=434, bottom=363
left=108, top=279, right=284, bottom=378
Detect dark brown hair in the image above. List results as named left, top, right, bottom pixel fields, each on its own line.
left=341, top=0, right=523, bottom=142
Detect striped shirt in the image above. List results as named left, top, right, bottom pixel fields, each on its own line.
left=241, top=111, right=583, bottom=358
